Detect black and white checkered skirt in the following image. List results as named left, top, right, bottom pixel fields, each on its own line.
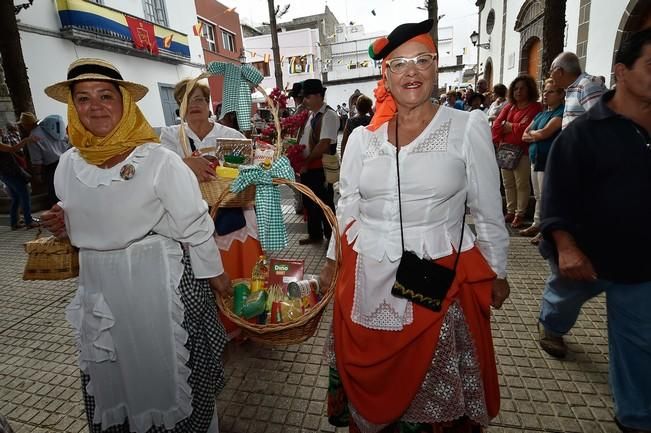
left=80, top=252, right=228, bottom=433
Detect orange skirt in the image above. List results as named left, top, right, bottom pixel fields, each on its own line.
left=218, top=236, right=263, bottom=338
left=333, top=235, right=500, bottom=425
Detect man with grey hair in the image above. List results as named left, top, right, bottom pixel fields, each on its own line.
left=537, top=51, right=607, bottom=359
left=549, top=51, right=607, bottom=129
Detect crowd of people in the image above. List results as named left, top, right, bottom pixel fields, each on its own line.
left=0, top=16, right=649, bottom=433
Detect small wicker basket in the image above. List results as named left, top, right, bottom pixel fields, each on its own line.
left=213, top=179, right=341, bottom=346
left=23, top=231, right=79, bottom=281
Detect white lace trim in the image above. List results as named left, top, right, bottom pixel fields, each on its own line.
left=409, top=119, right=452, bottom=153
left=351, top=252, right=413, bottom=331
left=214, top=208, right=259, bottom=250
left=69, top=143, right=159, bottom=188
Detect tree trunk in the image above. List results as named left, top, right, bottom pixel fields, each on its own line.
left=266, top=0, right=284, bottom=90
left=0, top=1, right=34, bottom=117
left=542, top=0, right=566, bottom=79
left=426, top=0, right=440, bottom=97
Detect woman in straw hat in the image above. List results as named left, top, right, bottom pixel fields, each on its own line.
left=319, top=20, right=509, bottom=432
left=40, top=58, right=230, bottom=433
left=160, top=78, right=262, bottom=340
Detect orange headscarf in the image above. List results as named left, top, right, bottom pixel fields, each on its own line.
left=367, top=33, right=437, bottom=132
left=67, top=86, right=159, bottom=166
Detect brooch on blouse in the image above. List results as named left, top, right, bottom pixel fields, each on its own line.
left=119, top=163, right=135, bottom=180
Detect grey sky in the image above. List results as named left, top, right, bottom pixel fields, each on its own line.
left=222, top=0, right=479, bottom=47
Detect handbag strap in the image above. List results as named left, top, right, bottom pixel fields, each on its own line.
left=394, top=116, right=467, bottom=272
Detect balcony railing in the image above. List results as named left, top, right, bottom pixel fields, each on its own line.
left=55, top=0, right=191, bottom=63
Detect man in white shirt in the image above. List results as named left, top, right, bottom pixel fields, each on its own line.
left=298, top=79, right=338, bottom=245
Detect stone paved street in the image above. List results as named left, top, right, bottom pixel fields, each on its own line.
left=0, top=189, right=619, bottom=433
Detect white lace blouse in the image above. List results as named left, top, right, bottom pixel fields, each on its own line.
left=326, top=107, right=509, bottom=330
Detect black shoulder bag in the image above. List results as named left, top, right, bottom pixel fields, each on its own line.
left=390, top=116, right=466, bottom=312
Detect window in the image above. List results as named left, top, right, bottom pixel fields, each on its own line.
left=221, top=30, right=236, bottom=52
left=143, top=0, right=168, bottom=27
left=486, top=9, right=495, bottom=35
left=289, top=55, right=309, bottom=74
left=201, top=20, right=217, bottom=52
left=252, top=61, right=270, bottom=77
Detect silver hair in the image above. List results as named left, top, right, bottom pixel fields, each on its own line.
left=552, top=52, right=582, bottom=75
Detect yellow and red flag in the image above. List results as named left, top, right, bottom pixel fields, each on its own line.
left=193, top=22, right=203, bottom=36
left=125, top=15, right=158, bottom=55
left=163, top=34, right=173, bottom=49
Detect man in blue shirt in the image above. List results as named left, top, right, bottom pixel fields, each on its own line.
left=539, top=28, right=651, bottom=432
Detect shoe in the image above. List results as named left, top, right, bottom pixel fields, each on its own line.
left=504, top=213, right=515, bottom=223
left=530, top=233, right=542, bottom=245
left=510, top=215, right=526, bottom=229
left=538, top=323, right=567, bottom=358
left=25, top=221, right=40, bottom=229
left=11, top=223, right=25, bottom=231
left=298, top=237, right=323, bottom=245
left=519, top=225, right=539, bottom=237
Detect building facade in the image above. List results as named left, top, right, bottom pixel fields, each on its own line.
left=243, top=28, right=321, bottom=99
left=475, top=0, right=651, bottom=89
left=16, top=0, right=205, bottom=127
left=195, top=0, right=245, bottom=114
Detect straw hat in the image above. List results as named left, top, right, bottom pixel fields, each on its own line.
left=44, top=58, right=148, bottom=103
left=17, top=112, right=38, bottom=127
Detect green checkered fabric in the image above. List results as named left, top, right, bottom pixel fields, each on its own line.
left=207, top=62, right=263, bottom=132
left=230, top=156, right=295, bottom=251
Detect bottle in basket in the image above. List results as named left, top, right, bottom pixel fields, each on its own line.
left=251, top=255, right=269, bottom=292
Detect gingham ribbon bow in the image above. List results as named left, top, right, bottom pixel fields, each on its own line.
left=230, top=156, right=295, bottom=251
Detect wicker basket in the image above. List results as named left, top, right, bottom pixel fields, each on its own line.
left=195, top=138, right=256, bottom=208
left=213, top=179, right=341, bottom=346
left=23, top=232, right=79, bottom=281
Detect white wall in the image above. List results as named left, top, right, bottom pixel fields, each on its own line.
left=244, top=28, right=321, bottom=91
left=324, top=81, right=378, bottom=111
left=585, top=0, right=628, bottom=87
left=16, top=0, right=204, bottom=127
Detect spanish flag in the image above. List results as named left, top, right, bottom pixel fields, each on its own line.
left=263, top=53, right=271, bottom=63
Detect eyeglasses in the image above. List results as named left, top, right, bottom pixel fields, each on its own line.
left=386, top=53, right=437, bottom=74
left=188, top=96, right=208, bottom=105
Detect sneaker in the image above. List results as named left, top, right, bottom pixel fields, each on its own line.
left=538, top=322, right=567, bottom=358
left=25, top=221, right=40, bottom=229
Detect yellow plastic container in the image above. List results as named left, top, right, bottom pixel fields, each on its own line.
left=215, top=166, right=239, bottom=179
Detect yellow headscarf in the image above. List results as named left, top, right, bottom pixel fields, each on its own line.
left=67, top=86, right=159, bottom=166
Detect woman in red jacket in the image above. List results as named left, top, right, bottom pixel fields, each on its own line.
left=492, top=75, right=542, bottom=228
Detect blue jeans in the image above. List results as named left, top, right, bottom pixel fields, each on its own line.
left=0, top=174, right=33, bottom=227
left=540, top=262, right=651, bottom=429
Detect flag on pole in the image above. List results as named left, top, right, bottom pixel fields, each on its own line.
left=193, top=22, right=203, bottom=36
left=125, top=15, right=159, bottom=55
left=264, top=53, right=270, bottom=63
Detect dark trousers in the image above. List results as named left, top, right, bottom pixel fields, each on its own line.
left=0, top=174, right=33, bottom=227
left=43, top=161, right=59, bottom=208
left=301, top=168, right=335, bottom=240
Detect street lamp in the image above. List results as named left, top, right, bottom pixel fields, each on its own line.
left=470, top=31, right=490, bottom=49
left=239, top=49, right=247, bottom=64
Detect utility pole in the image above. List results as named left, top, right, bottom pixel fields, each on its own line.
left=426, top=0, right=440, bottom=97
left=267, top=0, right=283, bottom=90
left=0, top=0, right=35, bottom=117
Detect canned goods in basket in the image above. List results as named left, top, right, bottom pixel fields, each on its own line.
left=287, top=279, right=320, bottom=308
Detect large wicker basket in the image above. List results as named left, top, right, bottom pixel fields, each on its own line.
left=23, top=232, right=79, bottom=281
left=213, top=179, right=341, bottom=346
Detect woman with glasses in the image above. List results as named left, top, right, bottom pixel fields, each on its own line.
left=520, top=79, right=565, bottom=244
left=319, top=19, right=509, bottom=432
left=160, top=79, right=262, bottom=340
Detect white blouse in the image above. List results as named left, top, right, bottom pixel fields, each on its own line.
left=159, top=122, right=258, bottom=250
left=54, top=143, right=222, bottom=431
left=160, top=121, right=244, bottom=158
left=326, top=107, right=509, bottom=330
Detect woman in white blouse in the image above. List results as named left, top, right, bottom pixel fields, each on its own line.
left=159, top=79, right=262, bottom=339
left=41, top=58, right=228, bottom=433
left=319, top=21, right=510, bottom=432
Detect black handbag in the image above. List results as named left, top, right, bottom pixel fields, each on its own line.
left=390, top=116, right=466, bottom=312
